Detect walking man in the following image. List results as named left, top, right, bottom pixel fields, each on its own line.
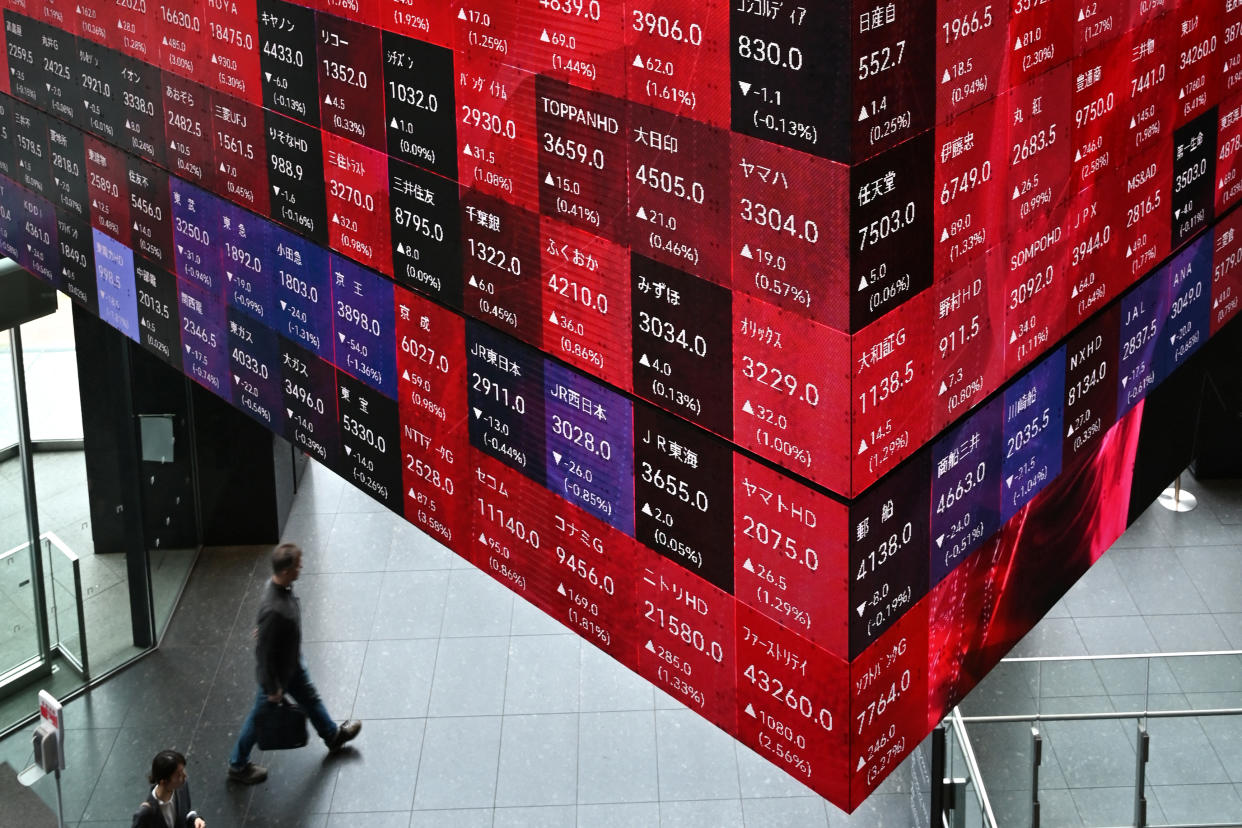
left=227, top=543, right=361, bottom=784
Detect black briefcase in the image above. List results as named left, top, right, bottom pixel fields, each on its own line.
left=255, top=700, right=309, bottom=750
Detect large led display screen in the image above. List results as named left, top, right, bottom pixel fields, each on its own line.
left=3, top=0, right=1242, bottom=811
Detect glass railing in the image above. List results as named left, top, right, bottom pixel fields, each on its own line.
left=0, top=539, right=43, bottom=686
left=954, top=652, right=1242, bottom=828
left=40, top=532, right=88, bottom=679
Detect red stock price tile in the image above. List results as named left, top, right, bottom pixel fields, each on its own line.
left=317, top=14, right=386, bottom=152
left=162, top=76, right=216, bottom=190
left=851, top=292, right=934, bottom=494
left=1007, top=0, right=1071, bottom=88
left=1212, top=206, right=1242, bottom=334
left=545, top=501, right=643, bottom=660
left=452, top=0, right=520, bottom=70
left=1004, top=207, right=1070, bottom=375
left=205, top=0, right=262, bottom=105
left=1120, top=19, right=1175, bottom=158
left=455, top=52, right=539, bottom=212
left=735, top=604, right=848, bottom=805
left=625, top=0, right=729, bottom=128
left=1117, top=143, right=1171, bottom=286
left=380, top=0, right=454, bottom=47
left=84, top=134, right=130, bottom=243
left=1005, top=62, right=1072, bottom=244
left=154, top=0, right=209, bottom=81
left=1070, top=33, right=1130, bottom=190
left=1225, top=0, right=1242, bottom=100
left=1173, top=3, right=1222, bottom=128
left=1218, top=92, right=1242, bottom=214
left=848, top=597, right=929, bottom=809
left=321, top=133, right=393, bottom=275
left=627, top=103, right=729, bottom=287
left=1066, top=175, right=1125, bottom=326
left=729, top=133, right=849, bottom=330
left=535, top=78, right=627, bottom=241
left=1072, top=0, right=1129, bottom=57
left=933, top=95, right=1007, bottom=281
left=936, top=0, right=1009, bottom=123
left=633, top=551, right=737, bottom=731
left=461, top=189, right=543, bottom=345
left=732, top=294, right=850, bottom=495
left=395, top=286, right=469, bottom=549
left=539, top=216, right=632, bottom=390
left=470, top=449, right=559, bottom=602
left=211, top=96, right=270, bottom=215
left=518, top=0, right=625, bottom=97
left=111, top=0, right=155, bottom=62
left=732, top=454, right=849, bottom=659
left=72, top=0, right=109, bottom=44
left=930, top=248, right=1006, bottom=434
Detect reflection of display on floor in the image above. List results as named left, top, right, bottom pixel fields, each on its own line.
left=0, top=451, right=196, bottom=734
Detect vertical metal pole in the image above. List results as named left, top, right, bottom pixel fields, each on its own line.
left=53, top=767, right=64, bottom=828
left=1134, top=725, right=1149, bottom=828
left=930, top=725, right=946, bottom=827
left=11, top=327, right=50, bottom=660
left=1031, top=727, right=1042, bottom=828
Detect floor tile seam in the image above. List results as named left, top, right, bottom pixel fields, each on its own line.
left=491, top=614, right=521, bottom=814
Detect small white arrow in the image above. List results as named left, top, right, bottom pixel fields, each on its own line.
left=858, top=105, right=869, bottom=122
left=1071, top=284, right=1079, bottom=298
left=744, top=703, right=757, bottom=718
left=1014, top=36, right=1022, bottom=51
left=1010, top=330, right=1018, bottom=344
left=458, top=7, right=467, bottom=19
left=557, top=583, right=567, bottom=596
left=544, top=172, right=555, bottom=186
left=324, top=94, right=332, bottom=104
left=633, top=54, right=644, bottom=68
left=856, top=601, right=867, bottom=617
left=858, top=438, right=868, bottom=455
left=1006, top=475, right=1014, bottom=488
left=473, top=407, right=483, bottom=418
left=858, top=274, right=868, bottom=290
left=857, top=756, right=867, bottom=772
left=641, top=502, right=653, bottom=516
left=738, top=80, right=751, bottom=95
left=390, top=117, right=398, bottom=128
left=635, top=206, right=648, bottom=220
left=286, top=408, right=294, bottom=418
left=936, top=534, right=945, bottom=548
left=540, top=29, right=550, bottom=42
left=639, top=353, right=651, bottom=366
left=942, top=69, right=952, bottom=84
left=332, top=214, right=340, bottom=225
left=938, top=381, right=947, bottom=396
left=740, top=244, right=753, bottom=259
left=1012, top=185, right=1022, bottom=200
left=941, top=227, right=949, bottom=242
left=233, top=374, right=240, bottom=384
left=1078, top=8, right=1085, bottom=20
left=185, top=344, right=192, bottom=353
left=1067, top=424, right=1075, bottom=437
left=1170, top=334, right=1177, bottom=345
left=403, top=370, right=411, bottom=382
left=227, top=272, right=234, bottom=282
left=273, top=185, right=281, bottom=195
left=265, top=72, right=272, bottom=81
left=396, top=242, right=406, bottom=255
left=1175, top=207, right=1182, bottom=219
left=1075, top=148, right=1082, bottom=162
left=742, top=558, right=755, bottom=573
left=280, top=300, right=288, bottom=310
left=469, top=275, right=479, bottom=287
left=1130, top=116, right=1137, bottom=129
left=1121, top=376, right=1128, bottom=388
left=1126, top=245, right=1133, bottom=258
left=177, top=245, right=184, bottom=254
left=645, top=640, right=656, bottom=653
left=463, top=144, right=474, bottom=157
left=549, top=311, right=559, bottom=324
left=339, top=332, right=346, bottom=342
left=478, top=532, right=488, bottom=544
left=552, top=450, right=563, bottom=465
left=742, top=400, right=754, bottom=415
left=344, top=445, right=353, bottom=456
left=1179, top=87, right=1185, bottom=100
left=408, top=488, right=416, bottom=498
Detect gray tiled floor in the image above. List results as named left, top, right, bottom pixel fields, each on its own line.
left=0, top=462, right=918, bottom=827
left=2, top=461, right=1238, bottom=826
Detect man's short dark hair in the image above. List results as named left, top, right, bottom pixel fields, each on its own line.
left=148, top=749, right=186, bottom=785
left=272, top=543, right=302, bottom=574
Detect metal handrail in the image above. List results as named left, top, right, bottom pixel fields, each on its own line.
left=948, top=707, right=1000, bottom=828
left=42, top=531, right=89, bottom=679
left=1001, top=649, right=1242, bottom=662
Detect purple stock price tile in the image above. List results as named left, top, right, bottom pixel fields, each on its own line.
left=1118, top=267, right=1170, bottom=416
left=229, top=311, right=285, bottom=433
left=92, top=228, right=139, bottom=342
left=170, top=177, right=223, bottom=293
left=218, top=202, right=274, bottom=327
left=930, top=397, right=1001, bottom=587
left=1001, top=347, right=1066, bottom=522
left=178, top=274, right=230, bottom=397
left=271, top=223, right=332, bottom=360
left=330, top=254, right=396, bottom=398
left=1158, top=234, right=1213, bottom=377
left=544, top=361, right=634, bottom=535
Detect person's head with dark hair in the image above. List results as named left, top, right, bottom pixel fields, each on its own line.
left=148, top=749, right=187, bottom=787
left=271, top=543, right=303, bottom=585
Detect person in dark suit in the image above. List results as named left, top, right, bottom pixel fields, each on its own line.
left=132, top=750, right=205, bottom=828
left=226, top=543, right=361, bottom=784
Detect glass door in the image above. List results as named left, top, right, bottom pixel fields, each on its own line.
left=0, top=327, right=51, bottom=690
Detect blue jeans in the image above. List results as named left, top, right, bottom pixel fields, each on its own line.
left=229, top=663, right=337, bottom=769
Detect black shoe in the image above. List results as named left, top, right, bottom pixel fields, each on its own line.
left=326, top=719, right=361, bottom=753
left=227, top=762, right=268, bottom=785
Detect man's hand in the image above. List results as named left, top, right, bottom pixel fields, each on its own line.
left=267, top=690, right=283, bottom=703
left=193, top=818, right=206, bottom=828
